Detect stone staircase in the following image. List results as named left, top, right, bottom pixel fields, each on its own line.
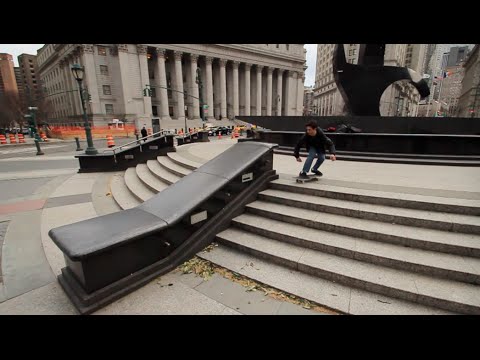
left=110, top=153, right=202, bottom=210
left=109, top=153, right=480, bottom=315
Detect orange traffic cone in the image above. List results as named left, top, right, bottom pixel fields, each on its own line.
left=9, top=134, right=17, bottom=144
left=106, top=134, right=115, bottom=148
left=147, top=128, right=152, bottom=136
left=0, top=134, right=7, bottom=145
left=218, top=131, right=222, bottom=139
left=18, top=133, right=26, bottom=143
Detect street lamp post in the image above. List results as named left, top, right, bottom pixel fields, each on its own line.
left=196, top=68, right=206, bottom=125
left=184, top=103, right=188, bottom=136
left=71, top=64, right=98, bottom=155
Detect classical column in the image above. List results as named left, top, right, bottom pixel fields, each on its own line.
left=244, top=63, right=251, bottom=116
left=266, top=67, right=273, bottom=116
left=79, top=44, right=101, bottom=115
left=205, top=56, right=214, bottom=120
left=155, top=48, right=170, bottom=120
left=116, top=44, right=137, bottom=121
left=189, top=54, right=200, bottom=119
left=219, top=59, right=228, bottom=119
left=232, top=61, right=239, bottom=117
left=174, top=51, right=185, bottom=121
left=256, top=65, right=263, bottom=115
left=137, top=45, right=152, bottom=125
left=61, top=58, right=76, bottom=116
left=290, top=71, right=298, bottom=115
left=296, top=72, right=305, bottom=115
left=276, top=69, right=284, bottom=116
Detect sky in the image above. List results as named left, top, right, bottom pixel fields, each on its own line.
left=0, top=44, right=43, bottom=65
left=0, top=43, right=319, bottom=88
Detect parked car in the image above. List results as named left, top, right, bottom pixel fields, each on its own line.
left=218, top=126, right=231, bottom=135
left=208, top=126, right=231, bottom=136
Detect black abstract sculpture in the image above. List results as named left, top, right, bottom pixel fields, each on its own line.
left=333, top=44, right=430, bottom=116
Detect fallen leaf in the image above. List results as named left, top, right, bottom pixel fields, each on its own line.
left=105, top=192, right=111, bottom=196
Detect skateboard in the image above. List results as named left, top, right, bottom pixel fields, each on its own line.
left=295, top=175, right=319, bottom=184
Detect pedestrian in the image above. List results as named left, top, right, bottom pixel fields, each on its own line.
left=294, top=120, right=336, bottom=179
left=141, top=126, right=148, bottom=142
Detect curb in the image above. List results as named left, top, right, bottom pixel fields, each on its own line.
left=0, top=141, right=70, bottom=149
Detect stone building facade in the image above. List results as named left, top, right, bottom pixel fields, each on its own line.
left=457, top=44, right=480, bottom=117
left=37, top=44, right=306, bottom=130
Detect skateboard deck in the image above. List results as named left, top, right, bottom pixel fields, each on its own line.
left=295, top=175, right=319, bottom=184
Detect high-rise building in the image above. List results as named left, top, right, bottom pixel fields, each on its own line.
left=405, top=44, right=427, bottom=74
left=447, top=46, right=469, bottom=67
left=439, top=64, right=464, bottom=116
left=313, top=44, right=359, bottom=116
left=303, top=86, right=314, bottom=115
left=37, top=44, right=306, bottom=129
left=457, top=44, right=480, bottom=117
left=18, top=53, right=41, bottom=103
left=14, top=67, right=24, bottom=100
left=425, top=45, right=474, bottom=102
left=0, top=53, right=19, bottom=96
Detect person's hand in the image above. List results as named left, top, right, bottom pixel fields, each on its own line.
left=296, top=157, right=302, bottom=162
left=331, top=155, right=336, bottom=161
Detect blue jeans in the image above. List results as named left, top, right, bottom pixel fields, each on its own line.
left=302, top=147, right=325, bottom=173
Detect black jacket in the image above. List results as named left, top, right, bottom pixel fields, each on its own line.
left=294, top=127, right=336, bottom=158
left=141, top=129, right=148, bottom=137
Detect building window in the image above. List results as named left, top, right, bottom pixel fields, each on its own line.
left=103, top=85, right=111, bottom=95
left=151, top=87, right=156, bottom=98
left=105, top=104, right=114, bottom=114
left=100, top=65, right=108, bottom=75
left=152, top=106, right=158, bottom=117
left=98, top=46, right=107, bottom=56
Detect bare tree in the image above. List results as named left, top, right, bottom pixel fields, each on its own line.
left=36, top=98, right=54, bottom=125
left=0, top=92, right=25, bottom=131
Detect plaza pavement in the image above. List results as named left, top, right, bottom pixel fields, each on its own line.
left=1, top=138, right=479, bottom=314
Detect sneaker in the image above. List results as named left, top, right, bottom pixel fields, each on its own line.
left=299, top=172, right=309, bottom=179
left=312, top=170, right=323, bottom=176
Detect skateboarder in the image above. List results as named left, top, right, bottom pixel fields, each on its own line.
left=294, top=121, right=336, bottom=179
